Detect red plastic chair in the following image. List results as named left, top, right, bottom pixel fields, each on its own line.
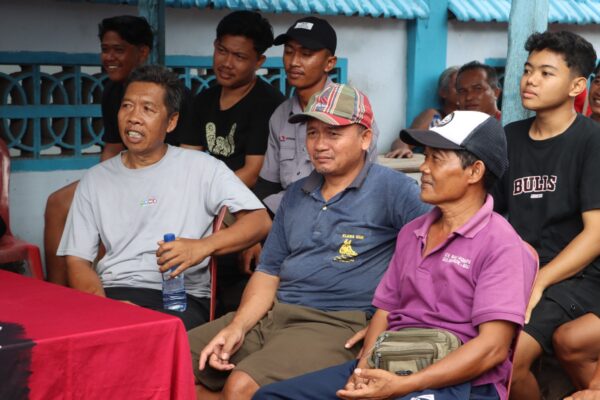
left=209, top=206, right=228, bottom=321
left=0, top=138, right=44, bottom=279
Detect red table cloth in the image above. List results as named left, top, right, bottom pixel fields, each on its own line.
left=0, top=270, right=196, bottom=399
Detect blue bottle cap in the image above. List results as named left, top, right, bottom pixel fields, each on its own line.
left=163, top=233, right=176, bottom=242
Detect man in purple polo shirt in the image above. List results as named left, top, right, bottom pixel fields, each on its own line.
left=253, top=110, right=538, bottom=400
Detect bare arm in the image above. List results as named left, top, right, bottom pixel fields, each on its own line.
left=156, top=208, right=271, bottom=277
left=66, top=255, right=105, bottom=296
left=198, top=271, right=280, bottom=370
left=527, top=209, right=600, bottom=320
left=338, top=320, right=516, bottom=399
left=100, top=143, right=125, bottom=162
left=235, top=155, right=265, bottom=188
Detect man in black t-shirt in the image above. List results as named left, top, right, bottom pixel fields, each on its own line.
left=180, top=11, right=284, bottom=314
left=493, top=31, right=600, bottom=400
left=180, top=11, right=285, bottom=188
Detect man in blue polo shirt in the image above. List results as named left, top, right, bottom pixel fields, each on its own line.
left=187, top=83, right=429, bottom=400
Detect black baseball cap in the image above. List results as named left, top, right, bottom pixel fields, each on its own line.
left=400, top=111, right=508, bottom=179
left=274, top=16, right=336, bottom=55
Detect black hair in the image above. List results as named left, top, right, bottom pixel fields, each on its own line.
left=457, top=61, right=501, bottom=90
left=455, top=149, right=496, bottom=192
left=216, top=11, right=274, bottom=55
left=125, top=65, right=183, bottom=115
left=525, top=31, right=596, bottom=78
left=98, top=15, right=153, bottom=48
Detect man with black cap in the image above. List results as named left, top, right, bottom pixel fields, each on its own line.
left=253, top=16, right=379, bottom=215
left=187, top=83, right=427, bottom=400
left=253, top=110, right=537, bottom=400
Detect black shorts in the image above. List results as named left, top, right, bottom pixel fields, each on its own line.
left=524, top=296, right=580, bottom=355
left=525, top=274, right=600, bottom=354
left=104, top=286, right=210, bottom=331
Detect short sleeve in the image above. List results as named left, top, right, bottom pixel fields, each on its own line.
left=390, top=174, right=431, bottom=229
left=255, top=191, right=290, bottom=277
left=372, top=247, right=404, bottom=312
left=471, top=242, right=536, bottom=328
left=245, top=87, right=284, bottom=156
left=205, top=159, right=264, bottom=216
left=580, top=132, right=600, bottom=212
left=57, top=177, right=100, bottom=262
left=259, top=108, right=283, bottom=183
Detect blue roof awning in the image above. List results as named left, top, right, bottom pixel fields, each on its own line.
left=89, top=0, right=429, bottom=19
left=448, top=0, right=600, bottom=25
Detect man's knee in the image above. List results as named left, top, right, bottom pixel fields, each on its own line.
left=222, top=370, right=259, bottom=400
left=553, top=323, right=583, bottom=361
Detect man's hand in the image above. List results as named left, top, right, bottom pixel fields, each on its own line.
left=156, top=237, right=213, bottom=277
left=345, top=327, right=368, bottom=358
left=239, top=242, right=261, bottom=276
left=337, top=368, right=403, bottom=399
left=385, top=139, right=413, bottom=159
left=385, top=147, right=413, bottom=159
left=199, top=323, right=246, bottom=371
left=525, top=281, right=545, bottom=323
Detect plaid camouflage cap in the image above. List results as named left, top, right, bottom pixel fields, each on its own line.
left=288, top=83, right=374, bottom=129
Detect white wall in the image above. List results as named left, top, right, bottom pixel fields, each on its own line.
left=1, top=0, right=407, bottom=264
left=447, top=20, right=600, bottom=67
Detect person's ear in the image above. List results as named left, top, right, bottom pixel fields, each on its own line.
left=139, top=45, right=150, bottom=64
left=166, top=112, right=179, bottom=134
left=324, top=54, right=337, bottom=73
left=569, top=76, right=588, bottom=98
left=468, top=160, right=486, bottom=185
left=255, top=54, right=266, bottom=70
left=360, top=128, right=372, bottom=152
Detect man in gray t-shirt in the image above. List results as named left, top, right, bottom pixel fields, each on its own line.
left=58, top=65, right=271, bottom=330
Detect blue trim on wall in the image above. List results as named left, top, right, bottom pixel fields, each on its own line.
left=406, top=0, right=449, bottom=127
left=0, top=51, right=348, bottom=171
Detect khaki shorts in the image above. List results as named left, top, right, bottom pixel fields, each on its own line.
left=188, top=302, right=367, bottom=390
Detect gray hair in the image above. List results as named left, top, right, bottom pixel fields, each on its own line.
left=438, top=66, right=459, bottom=92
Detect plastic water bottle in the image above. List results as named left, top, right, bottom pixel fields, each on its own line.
left=162, top=233, right=187, bottom=312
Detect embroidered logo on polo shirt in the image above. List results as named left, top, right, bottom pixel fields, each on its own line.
left=140, top=196, right=158, bottom=207
left=279, top=135, right=295, bottom=142
left=442, top=252, right=471, bottom=270
left=333, top=234, right=364, bottom=263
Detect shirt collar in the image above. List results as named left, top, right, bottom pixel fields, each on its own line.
left=301, top=161, right=374, bottom=194
left=414, top=194, right=495, bottom=240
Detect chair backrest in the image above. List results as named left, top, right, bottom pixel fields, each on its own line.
left=209, top=206, right=228, bottom=321
left=0, top=138, right=11, bottom=234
